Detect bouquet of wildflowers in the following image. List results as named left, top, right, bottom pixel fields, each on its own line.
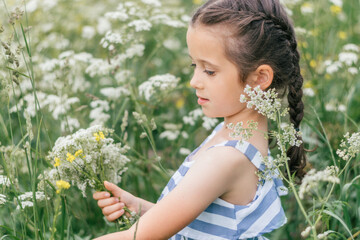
left=43, top=125, right=136, bottom=228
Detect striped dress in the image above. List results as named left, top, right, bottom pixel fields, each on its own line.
left=158, top=122, right=288, bottom=240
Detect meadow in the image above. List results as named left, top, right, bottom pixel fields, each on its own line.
left=0, top=0, right=359, bottom=239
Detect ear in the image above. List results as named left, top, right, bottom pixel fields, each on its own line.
left=249, top=65, right=274, bottom=90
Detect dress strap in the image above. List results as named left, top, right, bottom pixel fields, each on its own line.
left=208, top=139, right=288, bottom=196
left=208, top=140, right=266, bottom=171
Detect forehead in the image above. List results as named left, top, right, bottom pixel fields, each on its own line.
left=186, top=24, right=228, bottom=56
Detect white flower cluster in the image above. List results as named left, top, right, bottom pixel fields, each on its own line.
left=138, top=73, right=179, bottom=101
left=16, top=191, right=49, bottom=210
left=299, top=166, right=340, bottom=199
left=0, top=175, right=11, bottom=187
left=44, top=125, right=130, bottom=197
left=10, top=92, right=80, bottom=120
left=336, top=132, right=360, bottom=161
left=324, top=43, right=359, bottom=75
left=183, top=108, right=219, bottom=130
left=240, top=85, right=286, bottom=121
left=100, top=87, right=130, bottom=100
left=90, top=100, right=110, bottom=126
left=226, top=121, right=258, bottom=141
left=159, top=123, right=188, bottom=141
left=0, top=194, right=6, bottom=205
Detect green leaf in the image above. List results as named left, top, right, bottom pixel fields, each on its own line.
left=323, top=210, right=353, bottom=240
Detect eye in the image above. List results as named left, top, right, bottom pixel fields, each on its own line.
left=190, top=63, right=196, bottom=68
left=204, top=69, right=215, bottom=76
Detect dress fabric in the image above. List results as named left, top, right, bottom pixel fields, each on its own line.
left=157, top=122, right=288, bottom=240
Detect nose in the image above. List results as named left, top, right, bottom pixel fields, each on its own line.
left=189, top=71, right=204, bottom=89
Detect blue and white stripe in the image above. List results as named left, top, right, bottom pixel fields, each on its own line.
left=158, top=122, right=287, bottom=240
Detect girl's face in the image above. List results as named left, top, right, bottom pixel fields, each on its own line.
left=186, top=24, right=248, bottom=120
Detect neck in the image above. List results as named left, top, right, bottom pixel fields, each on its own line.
left=223, top=109, right=268, bottom=133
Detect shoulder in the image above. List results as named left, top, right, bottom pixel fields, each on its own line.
left=190, top=144, right=255, bottom=183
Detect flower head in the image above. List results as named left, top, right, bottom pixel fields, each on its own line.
left=66, top=152, right=75, bottom=163
left=54, top=157, right=61, bottom=167
left=56, top=180, right=71, bottom=194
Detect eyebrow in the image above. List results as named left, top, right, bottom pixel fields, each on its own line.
left=188, top=55, right=220, bottom=69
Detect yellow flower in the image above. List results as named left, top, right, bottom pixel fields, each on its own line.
left=56, top=180, right=70, bottom=194
left=330, top=5, right=342, bottom=14
left=74, top=149, right=83, bottom=157
left=304, top=81, right=314, bottom=88
left=176, top=98, right=185, bottom=109
left=94, top=131, right=105, bottom=142
left=338, top=31, right=347, bottom=40
left=54, top=157, right=61, bottom=167
left=66, top=152, right=75, bottom=163
left=193, top=0, right=202, bottom=5
left=310, top=60, right=317, bottom=68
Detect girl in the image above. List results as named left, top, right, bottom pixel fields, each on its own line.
left=93, top=0, right=306, bottom=239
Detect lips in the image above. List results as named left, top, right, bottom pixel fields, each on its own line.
left=197, top=96, right=209, bottom=105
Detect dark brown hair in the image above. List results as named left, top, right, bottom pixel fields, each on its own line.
left=192, top=0, right=306, bottom=179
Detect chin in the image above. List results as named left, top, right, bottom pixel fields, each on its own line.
left=202, top=110, right=222, bottom=118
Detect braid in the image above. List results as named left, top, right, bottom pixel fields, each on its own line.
left=286, top=37, right=307, bottom=179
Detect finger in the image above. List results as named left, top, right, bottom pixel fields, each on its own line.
left=102, top=202, right=125, bottom=215
left=93, top=191, right=110, bottom=200
left=104, top=181, right=123, bottom=197
left=97, top=197, right=119, bottom=208
left=106, top=209, right=125, bottom=222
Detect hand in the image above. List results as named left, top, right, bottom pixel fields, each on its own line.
left=93, top=181, right=140, bottom=222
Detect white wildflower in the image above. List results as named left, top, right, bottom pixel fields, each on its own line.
left=18, top=191, right=49, bottom=202
left=179, top=148, right=191, bottom=156
left=97, top=17, right=111, bottom=34
left=183, top=108, right=203, bottom=126
left=303, top=88, right=315, bottom=97
left=138, top=74, right=179, bottom=101
left=159, top=130, right=180, bottom=141
left=61, top=117, right=80, bottom=132
left=348, top=67, right=358, bottom=75
left=343, top=43, right=359, bottom=52
left=336, top=132, right=360, bottom=161
left=241, top=85, right=284, bottom=121
left=163, top=38, right=181, bottom=50
left=128, top=19, right=152, bottom=32
left=0, top=194, right=6, bottom=205
left=100, top=87, right=130, bottom=100
left=0, top=175, right=11, bottom=187
left=317, top=231, right=333, bottom=239
left=90, top=100, right=110, bottom=126
left=325, top=61, right=342, bottom=74
left=299, top=166, right=340, bottom=199
left=301, top=226, right=312, bottom=238
left=105, top=11, right=129, bottom=21
left=325, top=102, right=337, bottom=111
left=46, top=125, right=130, bottom=197
left=330, top=0, right=343, bottom=7
left=125, top=44, right=145, bottom=58
left=202, top=117, right=219, bottom=131
left=86, top=58, right=111, bottom=77
left=338, top=104, right=346, bottom=112
left=339, top=52, right=358, bottom=66
left=16, top=200, right=33, bottom=210
left=159, top=123, right=181, bottom=141
left=82, top=26, right=96, bottom=39
left=141, top=0, right=161, bottom=7
left=294, top=27, right=308, bottom=35
left=300, top=3, right=314, bottom=14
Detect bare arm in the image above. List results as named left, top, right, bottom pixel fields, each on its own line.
left=94, top=147, right=252, bottom=240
